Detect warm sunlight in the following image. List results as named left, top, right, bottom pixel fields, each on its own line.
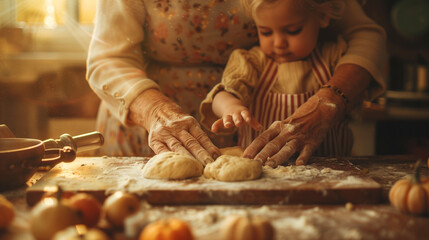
left=13, top=0, right=95, bottom=26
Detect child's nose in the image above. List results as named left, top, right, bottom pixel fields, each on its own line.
left=274, top=35, right=287, bottom=48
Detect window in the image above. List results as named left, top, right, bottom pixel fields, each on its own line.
left=15, top=0, right=96, bottom=27
left=0, top=0, right=97, bottom=52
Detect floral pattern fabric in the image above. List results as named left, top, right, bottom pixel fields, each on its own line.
left=96, top=0, right=258, bottom=156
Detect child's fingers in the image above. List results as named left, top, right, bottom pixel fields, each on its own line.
left=240, top=111, right=262, bottom=130
left=240, top=111, right=252, bottom=123
left=211, top=118, right=232, bottom=132
left=211, top=119, right=224, bottom=133
left=223, top=115, right=234, bottom=128
left=232, top=112, right=245, bottom=127
left=250, top=117, right=262, bottom=130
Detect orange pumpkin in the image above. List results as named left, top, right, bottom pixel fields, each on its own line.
left=139, top=218, right=194, bottom=240
left=0, top=194, right=15, bottom=229
left=389, top=160, right=429, bottom=215
left=222, top=215, right=275, bottom=240
left=103, top=192, right=140, bottom=228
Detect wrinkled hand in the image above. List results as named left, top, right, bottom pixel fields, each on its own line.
left=129, top=89, right=220, bottom=166
left=149, top=115, right=220, bottom=165
left=211, top=105, right=261, bottom=133
left=243, top=89, right=346, bottom=167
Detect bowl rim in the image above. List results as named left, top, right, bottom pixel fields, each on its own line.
left=0, top=138, right=44, bottom=154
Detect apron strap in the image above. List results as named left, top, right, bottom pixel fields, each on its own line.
left=240, top=52, right=333, bottom=148
left=251, top=58, right=278, bottom=122
left=310, top=49, right=331, bottom=85
left=240, top=58, right=278, bottom=147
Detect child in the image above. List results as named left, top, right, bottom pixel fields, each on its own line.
left=200, top=0, right=364, bottom=164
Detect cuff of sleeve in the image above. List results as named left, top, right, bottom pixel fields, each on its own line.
left=119, top=79, right=160, bottom=127
left=199, top=84, right=242, bottom=135
left=200, top=84, right=225, bottom=132
left=336, top=55, right=387, bottom=101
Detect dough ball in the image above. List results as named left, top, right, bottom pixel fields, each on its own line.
left=204, top=155, right=262, bottom=182
left=143, top=152, right=203, bottom=180
left=220, top=146, right=244, bottom=157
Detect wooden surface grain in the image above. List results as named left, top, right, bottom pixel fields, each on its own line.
left=26, top=157, right=382, bottom=206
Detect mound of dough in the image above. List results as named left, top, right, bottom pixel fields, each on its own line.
left=204, top=155, right=262, bottom=182
left=220, top=146, right=244, bottom=157
left=143, top=152, right=203, bottom=180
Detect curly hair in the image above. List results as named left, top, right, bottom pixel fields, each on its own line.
left=240, top=0, right=348, bottom=22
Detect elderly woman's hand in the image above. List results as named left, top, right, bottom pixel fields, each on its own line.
left=129, top=89, right=220, bottom=166
left=243, top=88, right=346, bottom=167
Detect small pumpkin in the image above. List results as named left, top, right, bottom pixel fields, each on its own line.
left=222, top=215, right=275, bottom=240
left=139, top=218, right=194, bottom=240
left=53, top=225, right=110, bottom=240
left=389, top=160, right=429, bottom=215
left=103, top=192, right=140, bottom=228
left=0, top=194, right=15, bottom=229
left=30, top=187, right=80, bottom=240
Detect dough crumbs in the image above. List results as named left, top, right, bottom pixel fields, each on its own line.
left=345, top=202, right=355, bottom=211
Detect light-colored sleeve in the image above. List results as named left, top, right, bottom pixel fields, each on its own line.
left=320, top=36, right=348, bottom=75
left=333, top=0, right=388, bottom=100
left=86, top=0, right=160, bottom=126
left=199, top=47, right=266, bottom=132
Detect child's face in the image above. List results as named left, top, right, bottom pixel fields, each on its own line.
left=255, top=0, right=328, bottom=63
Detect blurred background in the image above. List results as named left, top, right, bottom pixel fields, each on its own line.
left=0, top=0, right=428, bottom=159
left=0, top=0, right=98, bottom=140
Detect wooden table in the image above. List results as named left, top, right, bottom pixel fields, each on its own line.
left=1, top=155, right=428, bottom=240
left=25, top=156, right=383, bottom=206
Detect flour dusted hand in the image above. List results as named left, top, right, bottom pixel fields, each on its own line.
left=243, top=89, right=346, bottom=167
left=149, top=115, right=219, bottom=166
left=129, top=89, right=220, bottom=166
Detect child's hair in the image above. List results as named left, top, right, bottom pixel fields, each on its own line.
left=240, top=0, right=347, bottom=22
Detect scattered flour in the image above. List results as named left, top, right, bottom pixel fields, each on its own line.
left=123, top=205, right=388, bottom=240
left=46, top=157, right=379, bottom=199
left=333, top=176, right=373, bottom=188
left=273, top=215, right=320, bottom=239
left=103, top=163, right=354, bottom=195
left=263, top=165, right=345, bottom=181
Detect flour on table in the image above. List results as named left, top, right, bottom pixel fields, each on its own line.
left=333, top=175, right=374, bottom=188
left=263, top=165, right=344, bottom=181
left=124, top=205, right=388, bottom=240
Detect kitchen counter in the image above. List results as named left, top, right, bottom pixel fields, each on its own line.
left=1, top=155, right=428, bottom=240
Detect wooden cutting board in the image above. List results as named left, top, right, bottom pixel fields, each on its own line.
left=26, top=157, right=381, bottom=206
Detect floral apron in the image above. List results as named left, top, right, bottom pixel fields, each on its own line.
left=94, top=65, right=235, bottom=157
left=238, top=50, right=353, bottom=157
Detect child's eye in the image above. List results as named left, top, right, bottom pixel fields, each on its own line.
left=287, top=28, right=302, bottom=35
left=259, top=30, right=272, bottom=36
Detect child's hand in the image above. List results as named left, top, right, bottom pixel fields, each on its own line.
left=211, top=106, right=262, bottom=133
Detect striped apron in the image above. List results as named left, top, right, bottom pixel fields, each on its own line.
left=238, top=50, right=353, bottom=157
